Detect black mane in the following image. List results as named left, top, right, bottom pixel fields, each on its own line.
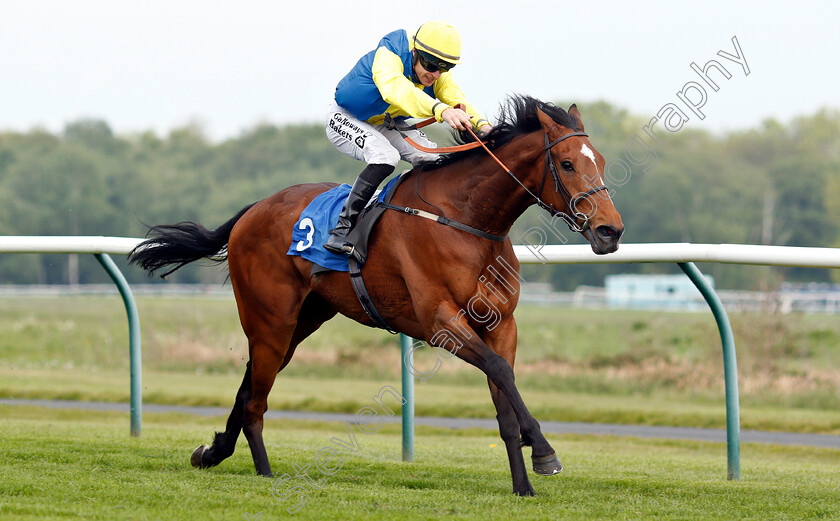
left=423, top=94, right=580, bottom=169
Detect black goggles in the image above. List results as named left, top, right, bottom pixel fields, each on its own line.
left=416, top=50, right=454, bottom=73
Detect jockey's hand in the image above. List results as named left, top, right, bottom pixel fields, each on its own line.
left=442, top=107, right=472, bottom=131
left=477, top=124, right=493, bottom=139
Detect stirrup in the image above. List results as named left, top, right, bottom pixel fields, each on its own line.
left=327, top=244, right=353, bottom=255
left=324, top=237, right=353, bottom=255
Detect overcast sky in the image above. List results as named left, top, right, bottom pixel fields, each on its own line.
left=2, top=0, right=838, bottom=141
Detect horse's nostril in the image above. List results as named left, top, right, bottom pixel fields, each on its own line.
left=597, top=226, right=614, bottom=238
left=596, top=225, right=624, bottom=241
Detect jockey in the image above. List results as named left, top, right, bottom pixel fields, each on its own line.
left=324, top=20, right=493, bottom=256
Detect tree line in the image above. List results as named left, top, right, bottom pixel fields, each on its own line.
left=0, top=99, right=838, bottom=290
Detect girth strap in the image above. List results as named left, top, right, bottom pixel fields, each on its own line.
left=348, top=256, right=398, bottom=334
left=378, top=202, right=506, bottom=242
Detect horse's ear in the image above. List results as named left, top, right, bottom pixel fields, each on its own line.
left=569, top=104, right=585, bottom=132
left=536, top=108, right=555, bottom=131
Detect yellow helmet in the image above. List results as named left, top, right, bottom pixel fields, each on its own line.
left=413, top=21, right=461, bottom=64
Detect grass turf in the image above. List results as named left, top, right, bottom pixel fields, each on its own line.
left=1, top=296, right=839, bottom=434
left=1, top=405, right=839, bottom=520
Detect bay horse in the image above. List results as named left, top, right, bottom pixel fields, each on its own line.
left=129, top=95, right=624, bottom=496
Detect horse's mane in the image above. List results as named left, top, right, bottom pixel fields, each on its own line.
left=421, top=94, right=580, bottom=170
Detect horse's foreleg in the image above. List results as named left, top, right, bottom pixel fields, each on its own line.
left=488, top=379, right=535, bottom=496
left=480, top=316, right=537, bottom=495
left=480, top=349, right=562, bottom=475
left=434, top=309, right=561, bottom=478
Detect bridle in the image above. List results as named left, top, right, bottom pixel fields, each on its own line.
left=386, top=115, right=609, bottom=234
left=464, top=127, right=609, bottom=234
left=538, top=131, right=610, bottom=233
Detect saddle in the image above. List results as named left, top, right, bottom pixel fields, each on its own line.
left=286, top=173, right=410, bottom=333
left=287, top=169, right=506, bottom=333
left=287, top=173, right=407, bottom=275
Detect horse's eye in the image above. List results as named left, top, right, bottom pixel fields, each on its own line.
left=561, top=161, right=574, bottom=172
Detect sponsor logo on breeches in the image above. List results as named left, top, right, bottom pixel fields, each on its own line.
left=330, top=113, right=372, bottom=149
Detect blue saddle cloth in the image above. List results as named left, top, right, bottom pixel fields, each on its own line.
left=286, top=176, right=400, bottom=272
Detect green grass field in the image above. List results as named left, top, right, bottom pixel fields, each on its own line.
left=1, top=295, right=839, bottom=432
left=1, top=406, right=839, bottom=521
left=2, top=295, right=840, bottom=519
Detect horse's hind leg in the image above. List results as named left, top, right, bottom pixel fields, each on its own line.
left=188, top=263, right=303, bottom=474
left=191, top=361, right=253, bottom=469
left=242, top=336, right=289, bottom=476
left=241, top=291, right=338, bottom=476
left=190, top=338, right=291, bottom=474
left=191, top=290, right=336, bottom=475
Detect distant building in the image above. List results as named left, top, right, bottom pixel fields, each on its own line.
left=519, top=276, right=840, bottom=314
left=605, top=274, right=713, bottom=311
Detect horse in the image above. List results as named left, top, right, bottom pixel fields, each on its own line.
left=129, top=95, right=624, bottom=496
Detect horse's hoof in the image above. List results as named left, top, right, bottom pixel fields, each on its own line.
left=191, top=444, right=210, bottom=468
left=514, top=486, right=536, bottom=497
left=532, top=453, right=563, bottom=475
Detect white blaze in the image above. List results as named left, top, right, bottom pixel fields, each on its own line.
left=580, top=143, right=596, bottom=164
left=580, top=143, right=609, bottom=197
left=581, top=144, right=605, bottom=186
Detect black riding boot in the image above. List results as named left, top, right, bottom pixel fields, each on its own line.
left=324, top=163, right=395, bottom=255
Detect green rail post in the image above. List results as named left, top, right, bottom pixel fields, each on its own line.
left=678, top=262, right=740, bottom=480
left=400, top=334, right=415, bottom=461
left=95, top=253, right=142, bottom=438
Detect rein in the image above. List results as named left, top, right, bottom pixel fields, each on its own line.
left=386, top=115, right=608, bottom=234
left=383, top=114, right=486, bottom=154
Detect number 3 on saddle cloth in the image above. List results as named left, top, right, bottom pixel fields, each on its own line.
left=286, top=174, right=405, bottom=275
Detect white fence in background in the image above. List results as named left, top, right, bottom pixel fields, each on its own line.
left=513, top=243, right=840, bottom=313
left=2, top=238, right=839, bottom=313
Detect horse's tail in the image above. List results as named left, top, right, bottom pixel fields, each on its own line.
left=129, top=203, right=256, bottom=278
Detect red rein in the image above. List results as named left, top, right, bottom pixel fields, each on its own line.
left=402, top=117, right=511, bottom=174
